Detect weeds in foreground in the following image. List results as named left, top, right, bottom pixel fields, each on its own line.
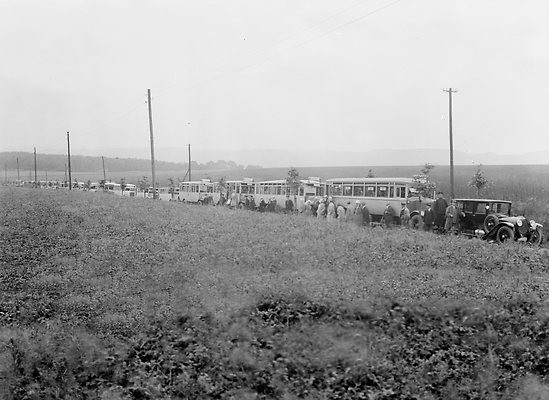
left=1, top=188, right=549, bottom=398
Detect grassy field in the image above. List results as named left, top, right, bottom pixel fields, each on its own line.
left=1, top=188, right=549, bottom=399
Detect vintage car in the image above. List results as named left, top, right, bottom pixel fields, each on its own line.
left=454, top=199, right=544, bottom=245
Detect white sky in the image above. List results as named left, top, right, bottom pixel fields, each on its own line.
left=1, top=0, right=548, bottom=163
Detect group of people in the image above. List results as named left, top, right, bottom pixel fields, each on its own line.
left=301, top=196, right=372, bottom=227
left=214, top=190, right=462, bottom=233
left=421, top=191, right=461, bottom=234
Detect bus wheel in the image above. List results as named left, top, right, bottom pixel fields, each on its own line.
left=410, top=215, right=422, bottom=230
left=197, top=200, right=203, bottom=205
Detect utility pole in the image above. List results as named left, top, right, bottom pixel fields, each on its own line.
left=188, top=144, right=191, bottom=181
left=443, top=88, right=457, bottom=200
left=33, top=147, right=37, bottom=187
left=147, top=89, right=157, bottom=199
left=16, top=157, right=20, bottom=183
left=67, top=132, right=72, bottom=190
left=102, top=156, right=106, bottom=189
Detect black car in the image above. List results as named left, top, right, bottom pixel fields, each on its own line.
left=454, top=199, right=543, bottom=245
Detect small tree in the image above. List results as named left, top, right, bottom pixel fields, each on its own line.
left=168, top=177, right=175, bottom=199
left=469, top=164, right=489, bottom=198
left=286, top=167, right=300, bottom=196
left=216, top=177, right=227, bottom=193
left=119, top=177, right=127, bottom=193
left=137, top=176, right=149, bottom=197
left=412, top=162, right=437, bottom=199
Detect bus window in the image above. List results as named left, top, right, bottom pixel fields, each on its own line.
left=353, top=184, right=364, bottom=197
left=389, top=185, right=394, bottom=198
left=343, top=184, right=353, bottom=196
left=377, top=185, right=388, bottom=197
left=331, top=184, right=342, bottom=196
left=395, top=186, right=406, bottom=198
left=365, top=185, right=376, bottom=197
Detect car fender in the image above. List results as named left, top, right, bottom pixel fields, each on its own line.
left=483, top=221, right=515, bottom=240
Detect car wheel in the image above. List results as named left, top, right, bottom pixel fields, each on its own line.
left=484, top=214, right=499, bottom=232
left=496, top=226, right=514, bottom=243
left=529, top=227, right=544, bottom=246
left=409, top=214, right=421, bottom=230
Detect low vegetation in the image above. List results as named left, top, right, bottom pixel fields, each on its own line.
left=1, top=188, right=549, bottom=399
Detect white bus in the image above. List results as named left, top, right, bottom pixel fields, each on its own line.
left=326, top=177, right=430, bottom=224
left=225, top=179, right=256, bottom=206
left=178, top=179, right=220, bottom=204
left=104, top=181, right=122, bottom=194
left=254, top=177, right=325, bottom=211
left=123, top=184, right=137, bottom=197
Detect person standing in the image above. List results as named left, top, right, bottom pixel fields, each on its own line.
left=400, top=202, right=410, bottom=228
left=258, top=198, right=267, bottom=212
left=317, top=199, right=326, bottom=219
left=230, top=192, right=238, bottom=209
left=361, top=201, right=371, bottom=227
left=285, top=195, right=294, bottom=214
left=326, top=197, right=337, bottom=222
left=423, top=202, right=435, bottom=231
left=345, top=201, right=354, bottom=222
left=433, top=192, right=448, bottom=232
left=444, top=200, right=460, bottom=234
left=336, top=203, right=346, bottom=222
left=383, top=202, right=395, bottom=228
left=352, top=200, right=363, bottom=226
left=311, top=198, right=319, bottom=217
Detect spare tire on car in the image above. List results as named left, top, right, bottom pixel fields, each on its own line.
left=484, top=214, right=499, bottom=232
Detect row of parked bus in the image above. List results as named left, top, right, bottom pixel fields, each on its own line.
left=175, top=177, right=431, bottom=224
left=16, top=176, right=433, bottom=224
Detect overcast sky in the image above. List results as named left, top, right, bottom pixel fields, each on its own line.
left=1, top=0, right=548, bottom=164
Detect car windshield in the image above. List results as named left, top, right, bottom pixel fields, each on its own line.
left=490, top=202, right=511, bottom=215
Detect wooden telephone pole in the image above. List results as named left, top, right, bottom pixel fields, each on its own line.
left=67, top=132, right=72, bottom=190
left=147, top=89, right=157, bottom=199
left=33, top=147, right=37, bottom=187
left=443, top=88, right=457, bottom=200
left=102, top=156, right=106, bottom=189
left=188, top=144, right=191, bottom=182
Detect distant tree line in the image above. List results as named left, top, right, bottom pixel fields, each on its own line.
left=0, top=152, right=258, bottom=173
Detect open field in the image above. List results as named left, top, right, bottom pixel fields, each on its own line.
left=1, top=188, right=549, bottom=399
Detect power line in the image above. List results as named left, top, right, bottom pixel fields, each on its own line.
left=156, top=0, right=375, bottom=96
left=157, top=0, right=402, bottom=98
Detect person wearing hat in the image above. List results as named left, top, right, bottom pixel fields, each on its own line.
left=352, top=200, right=363, bottom=226
left=433, top=191, right=448, bottom=232
left=444, top=199, right=460, bottom=234
left=423, top=201, right=435, bottom=231
left=383, top=201, right=395, bottom=228
left=285, top=194, right=294, bottom=214
left=317, top=198, right=326, bottom=219
left=361, top=200, right=371, bottom=227
left=400, top=202, right=410, bottom=228
left=336, top=203, right=346, bottom=222
left=345, top=201, right=354, bottom=222
left=326, top=196, right=337, bottom=222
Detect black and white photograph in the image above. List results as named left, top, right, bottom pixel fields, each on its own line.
left=1, top=1, right=549, bottom=398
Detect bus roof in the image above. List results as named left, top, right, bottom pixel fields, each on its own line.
left=326, top=177, right=415, bottom=184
